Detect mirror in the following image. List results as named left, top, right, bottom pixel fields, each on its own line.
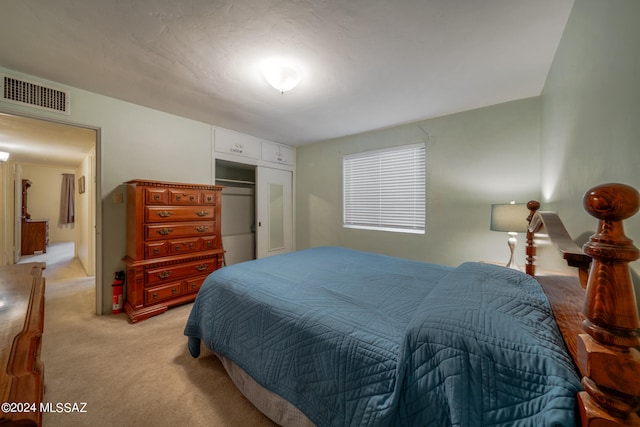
left=269, top=183, right=284, bottom=250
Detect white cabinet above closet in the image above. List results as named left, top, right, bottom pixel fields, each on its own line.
left=213, top=127, right=295, bottom=168
left=213, top=127, right=261, bottom=160
left=262, top=141, right=294, bottom=166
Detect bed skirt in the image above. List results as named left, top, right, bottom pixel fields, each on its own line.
left=213, top=350, right=315, bottom=427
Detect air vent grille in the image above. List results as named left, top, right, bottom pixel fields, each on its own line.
left=2, top=75, right=70, bottom=114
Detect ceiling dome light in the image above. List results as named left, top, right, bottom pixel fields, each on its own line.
left=261, top=58, right=302, bottom=94
left=0, top=151, right=9, bottom=163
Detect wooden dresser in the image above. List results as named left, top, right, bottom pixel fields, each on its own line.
left=21, top=180, right=48, bottom=256
left=122, top=180, right=225, bottom=323
left=0, top=262, right=46, bottom=427
left=21, top=220, right=48, bottom=256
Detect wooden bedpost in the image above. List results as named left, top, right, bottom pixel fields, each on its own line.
left=577, top=183, right=640, bottom=426
left=525, top=200, right=541, bottom=276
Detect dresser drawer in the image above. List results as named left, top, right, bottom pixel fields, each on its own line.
left=169, top=188, right=201, bottom=204
left=202, top=191, right=219, bottom=205
left=145, top=241, right=170, bottom=259
left=145, top=206, right=215, bottom=223
left=145, top=221, right=216, bottom=241
left=145, top=237, right=216, bottom=259
left=145, top=258, right=218, bottom=286
left=145, top=281, right=183, bottom=304
left=184, top=274, right=209, bottom=294
left=170, top=238, right=201, bottom=256
left=200, top=236, right=218, bottom=250
left=146, top=188, right=169, bottom=204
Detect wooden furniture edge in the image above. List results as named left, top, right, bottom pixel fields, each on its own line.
left=1, top=262, right=46, bottom=427
left=526, top=183, right=640, bottom=426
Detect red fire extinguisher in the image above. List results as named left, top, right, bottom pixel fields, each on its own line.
left=112, top=271, right=125, bottom=314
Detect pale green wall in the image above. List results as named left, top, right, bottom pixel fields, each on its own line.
left=540, top=0, right=640, bottom=309
left=296, top=97, right=542, bottom=267
left=1, top=66, right=214, bottom=314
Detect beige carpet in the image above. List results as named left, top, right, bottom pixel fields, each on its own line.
left=21, top=243, right=277, bottom=427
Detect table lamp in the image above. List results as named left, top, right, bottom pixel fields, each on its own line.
left=490, top=202, right=529, bottom=269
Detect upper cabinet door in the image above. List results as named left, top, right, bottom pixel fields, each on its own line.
left=214, top=127, right=261, bottom=160
left=261, top=141, right=295, bottom=166
left=256, top=166, right=293, bottom=259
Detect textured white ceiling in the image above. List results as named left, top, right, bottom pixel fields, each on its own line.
left=0, top=0, right=574, bottom=157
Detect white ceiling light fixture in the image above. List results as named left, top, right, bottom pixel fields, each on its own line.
left=261, top=58, right=302, bottom=94
left=0, top=151, right=9, bottom=163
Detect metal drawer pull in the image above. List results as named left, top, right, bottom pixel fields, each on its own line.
left=152, top=293, right=158, bottom=299
left=157, top=211, right=174, bottom=218
left=195, top=264, right=208, bottom=271
left=157, top=228, right=174, bottom=235
left=172, top=288, right=177, bottom=294
left=195, top=226, right=209, bottom=232
left=157, top=271, right=172, bottom=279
left=195, top=211, right=208, bottom=217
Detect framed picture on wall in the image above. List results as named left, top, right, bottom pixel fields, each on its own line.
left=78, top=176, right=85, bottom=194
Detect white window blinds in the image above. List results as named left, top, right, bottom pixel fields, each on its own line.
left=343, top=143, right=425, bottom=234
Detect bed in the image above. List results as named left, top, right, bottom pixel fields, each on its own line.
left=184, top=183, right=640, bottom=426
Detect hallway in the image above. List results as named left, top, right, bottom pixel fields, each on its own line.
left=18, top=242, right=94, bottom=299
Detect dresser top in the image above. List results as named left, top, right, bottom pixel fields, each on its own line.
left=126, top=179, right=224, bottom=191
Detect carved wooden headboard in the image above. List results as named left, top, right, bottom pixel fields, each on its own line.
left=525, top=183, right=640, bottom=426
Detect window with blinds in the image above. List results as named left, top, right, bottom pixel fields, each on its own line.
left=343, top=143, right=426, bottom=234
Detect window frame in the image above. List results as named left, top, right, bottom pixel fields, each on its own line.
left=342, top=143, right=426, bottom=235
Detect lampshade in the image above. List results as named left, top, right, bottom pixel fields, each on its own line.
left=490, top=203, right=529, bottom=233
left=261, top=59, right=302, bottom=93
left=0, top=151, right=9, bottom=163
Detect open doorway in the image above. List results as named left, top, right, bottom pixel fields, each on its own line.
left=0, top=112, right=99, bottom=310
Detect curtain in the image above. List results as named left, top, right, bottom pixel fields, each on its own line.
left=60, top=173, right=75, bottom=224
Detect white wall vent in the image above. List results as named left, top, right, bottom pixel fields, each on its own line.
left=2, top=75, right=70, bottom=115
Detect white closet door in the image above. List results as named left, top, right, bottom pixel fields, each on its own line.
left=256, top=166, right=293, bottom=258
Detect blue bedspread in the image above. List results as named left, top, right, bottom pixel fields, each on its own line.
left=184, top=246, right=581, bottom=426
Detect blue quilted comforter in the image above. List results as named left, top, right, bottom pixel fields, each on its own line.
left=184, top=247, right=580, bottom=426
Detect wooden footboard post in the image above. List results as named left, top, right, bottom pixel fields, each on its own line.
left=525, top=200, right=541, bottom=276
left=578, top=183, right=640, bottom=426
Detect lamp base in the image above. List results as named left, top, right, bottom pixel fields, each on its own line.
left=504, top=232, right=520, bottom=270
